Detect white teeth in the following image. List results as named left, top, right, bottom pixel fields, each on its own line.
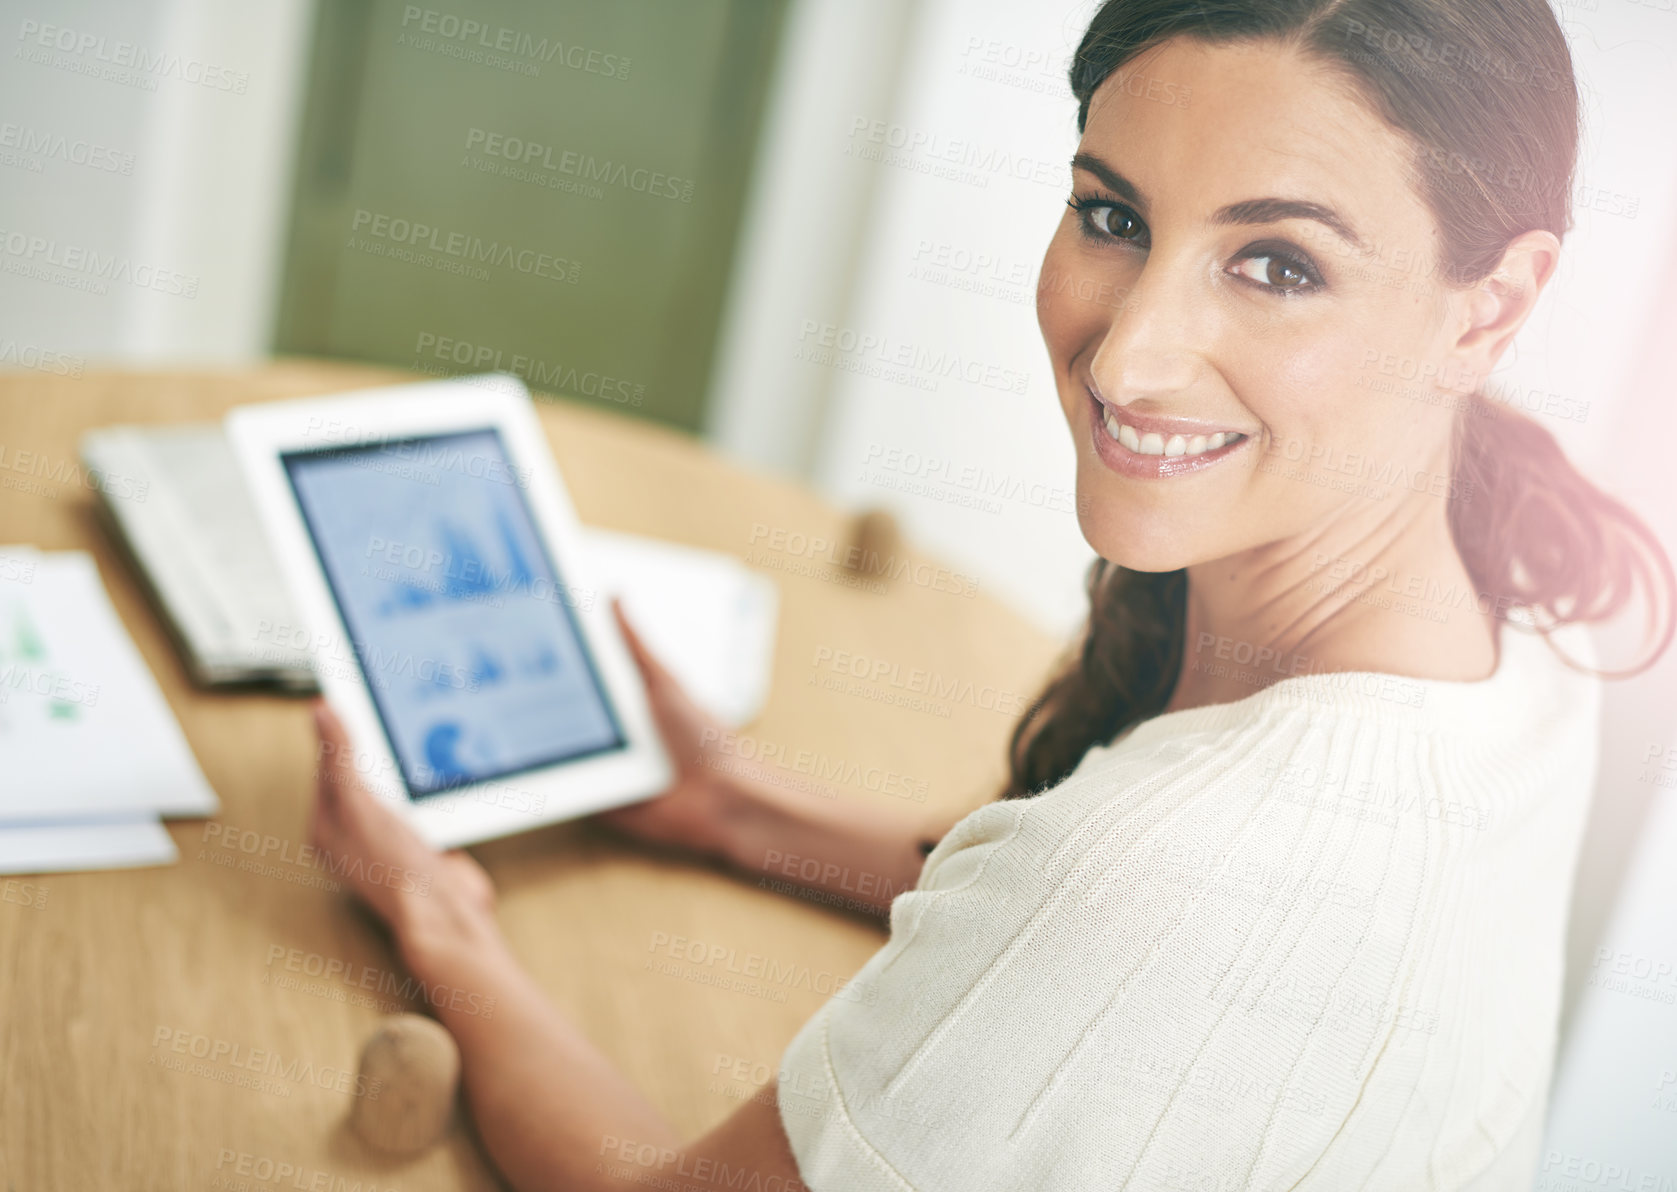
left=1099, top=407, right=1241, bottom=459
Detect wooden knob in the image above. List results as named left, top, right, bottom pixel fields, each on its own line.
left=846, top=509, right=901, bottom=578
left=349, top=1014, right=460, bottom=1155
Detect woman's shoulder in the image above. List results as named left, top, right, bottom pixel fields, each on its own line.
left=880, top=698, right=1432, bottom=1056
left=777, top=624, right=1604, bottom=1190
left=924, top=694, right=1395, bottom=907
left=782, top=697, right=1452, bottom=1189
left=905, top=617, right=1603, bottom=944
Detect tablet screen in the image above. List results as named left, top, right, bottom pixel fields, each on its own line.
left=283, top=428, right=625, bottom=797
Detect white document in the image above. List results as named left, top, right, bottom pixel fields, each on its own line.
left=0, top=816, right=177, bottom=875
left=0, top=548, right=219, bottom=822
left=582, top=528, right=778, bottom=727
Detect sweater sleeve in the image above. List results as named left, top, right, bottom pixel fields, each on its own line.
left=776, top=704, right=1456, bottom=1191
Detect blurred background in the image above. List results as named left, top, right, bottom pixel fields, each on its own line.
left=3, top=0, right=1677, bottom=1179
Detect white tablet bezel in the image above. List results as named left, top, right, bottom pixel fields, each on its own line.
left=226, top=373, right=671, bottom=848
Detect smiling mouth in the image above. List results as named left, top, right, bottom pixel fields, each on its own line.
left=1084, top=390, right=1251, bottom=478
left=1096, top=404, right=1247, bottom=457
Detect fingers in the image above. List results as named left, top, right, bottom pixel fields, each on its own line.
left=611, top=596, right=646, bottom=663
left=310, top=701, right=429, bottom=849
left=305, top=703, right=462, bottom=935
left=443, top=849, right=497, bottom=912
left=312, top=701, right=399, bottom=835
left=312, top=698, right=348, bottom=746
left=612, top=596, right=670, bottom=691
left=611, top=599, right=721, bottom=748
left=312, top=699, right=356, bottom=809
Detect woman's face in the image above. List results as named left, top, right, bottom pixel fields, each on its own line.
left=1039, top=36, right=1475, bottom=572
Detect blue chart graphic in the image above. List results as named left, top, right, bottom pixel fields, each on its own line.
left=284, top=428, right=623, bottom=796
left=375, top=508, right=538, bottom=614
left=369, top=509, right=564, bottom=710
left=423, top=721, right=469, bottom=784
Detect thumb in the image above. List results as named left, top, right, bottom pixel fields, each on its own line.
left=612, top=596, right=665, bottom=688
left=312, top=700, right=356, bottom=804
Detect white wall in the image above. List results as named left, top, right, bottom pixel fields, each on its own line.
left=0, top=0, right=314, bottom=368
left=806, top=0, right=1101, bottom=638
left=702, top=0, right=922, bottom=479
left=1543, top=91, right=1677, bottom=1179
left=708, top=0, right=1103, bottom=637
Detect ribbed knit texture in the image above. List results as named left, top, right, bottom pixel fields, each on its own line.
left=777, top=623, right=1602, bottom=1191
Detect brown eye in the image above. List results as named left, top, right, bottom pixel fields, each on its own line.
left=1066, top=195, right=1151, bottom=249
left=1093, top=206, right=1143, bottom=239
left=1267, top=258, right=1306, bottom=287
left=1230, top=252, right=1320, bottom=292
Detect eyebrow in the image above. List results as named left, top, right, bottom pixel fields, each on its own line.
left=1070, top=151, right=1368, bottom=252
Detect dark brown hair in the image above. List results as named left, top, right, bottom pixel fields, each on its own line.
left=1002, top=0, right=1675, bottom=800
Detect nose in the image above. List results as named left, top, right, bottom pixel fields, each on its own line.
left=1087, top=255, right=1206, bottom=407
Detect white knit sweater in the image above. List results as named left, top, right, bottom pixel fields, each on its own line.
left=776, top=623, right=1601, bottom=1190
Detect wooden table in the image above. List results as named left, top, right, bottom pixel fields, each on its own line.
left=0, top=362, right=1061, bottom=1191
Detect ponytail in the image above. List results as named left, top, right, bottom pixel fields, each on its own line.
left=1451, top=395, right=1675, bottom=679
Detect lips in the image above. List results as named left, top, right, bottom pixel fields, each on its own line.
left=1100, top=404, right=1241, bottom=458
left=1085, top=390, right=1250, bottom=479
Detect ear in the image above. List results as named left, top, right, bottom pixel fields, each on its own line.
left=1444, top=229, right=1560, bottom=382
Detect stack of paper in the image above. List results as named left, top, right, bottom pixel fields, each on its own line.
left=584, top=527, right=778, bottom=727
left=0, top=547, right=218, bottom=874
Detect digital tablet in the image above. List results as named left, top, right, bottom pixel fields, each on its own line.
left=226, top=374, right=671, bottom=848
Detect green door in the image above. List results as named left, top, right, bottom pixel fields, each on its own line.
left=275, top=0, right=787, bottom=432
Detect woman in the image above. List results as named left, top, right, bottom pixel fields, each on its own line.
left=310, top=0, right=1674, bottom=1187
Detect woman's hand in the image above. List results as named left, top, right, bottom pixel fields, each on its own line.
left=308, top=701, right=504, bottom=976
left=307, top=698, right=806, bottom=1192
left=593, top=598, right=741, bottom=860
left=601, top=598, right=935, bottom=916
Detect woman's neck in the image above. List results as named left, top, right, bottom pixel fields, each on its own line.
left=1164, top=492, right=1498, bottom=715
